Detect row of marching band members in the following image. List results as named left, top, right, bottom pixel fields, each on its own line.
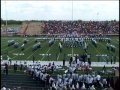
left=69, top=56, right=92, bottom=72
left=25, top=61, right=118, bottom=90
left=27, top=62, right=58, bottom=75
left=26, top=62, right=54, bottom=87
left=26, top=62, right=101, bottom=90
left=26, top=62, right=63, bottom=86
left=49, top=72, right=112, bottom=90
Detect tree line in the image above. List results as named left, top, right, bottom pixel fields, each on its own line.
left=1, top=19, right=43, bottom=25
left=1, top=19, right=22, bottom=25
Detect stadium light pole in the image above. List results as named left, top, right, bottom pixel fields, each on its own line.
left=72, top=0, right=73, bottom=22
left=5, top=0, right=8, bottom=36
left=71, top=0, right=74, bottom=58
left=97, top=12, right=99, bottom=21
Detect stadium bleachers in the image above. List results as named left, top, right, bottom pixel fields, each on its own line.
left=1, top=73, right=48, bottom=90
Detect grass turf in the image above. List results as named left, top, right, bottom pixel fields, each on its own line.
left=1, top=36, right=119, bottom=61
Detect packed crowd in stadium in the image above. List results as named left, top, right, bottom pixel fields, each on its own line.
left=43, top=20, right=119, bottom=35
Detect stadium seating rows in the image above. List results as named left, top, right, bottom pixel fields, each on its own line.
left=43, top=20, right=119, bottom=35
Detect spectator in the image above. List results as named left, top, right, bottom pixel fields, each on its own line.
left=33, top=56, right=35, bottom=63
left=114, top=77, right=120, bottom=90
left=1, top=86, right=6, bottom=90
left=20, top=63, right=23, bottom=71
left=5, top=63, right=8, bottom=75
left=102, top=65, right=106, bottom=73
left=63, top=59, right=65, bottom=66
left=110, top=77, right=114, bottom=90
left=113, top=56, right=116, bottom=64
left=42, top=20, right=119, bottom=35
left=69, top=57, right=73, bottom=66
left=14, top=63, right=17, bottom=73
left=87, top=54, right=91, bottom=66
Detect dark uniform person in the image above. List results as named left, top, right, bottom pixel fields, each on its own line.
left=113, top=56, right=116, bottom=64
left=88, top=58, right=91, bottom=66
left=9, top=58, right=12, bottom=65
left=63, top=59, right=65, bottom=66
left=111, top=56, right=113, bottom=64
left=14, top=63, right=17, bottom=73
left=20, top=63, right=23, bottom=71
left=69, top=57, right=73, bottom=66
left=5, top=63, right=8, bottom=75
left=33, top=56, right=35, bottom=63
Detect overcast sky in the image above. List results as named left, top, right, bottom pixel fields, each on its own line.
left=1, top=1, right=119, bottom=21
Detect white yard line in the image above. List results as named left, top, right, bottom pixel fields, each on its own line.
left=1, top=47, right=9, bottom=51
left=26, top=50, right=38, bottom=59
left=41, top=48, right=51, bottom=61
left=99, top=42, right=119, bottom=60
left=90, top=43, right=106, bottom=62
left=1, top=41, right=7, bottom=44
left=112, top=39, right=119, bottom=45
left=72, top=43, right=74, bottom=57
left=12, top=40, right=34, bottom=59
left=8, top=42, right=23, bottom=53
left=57, top=53, right=60, bottom=61
left=3, top=39, right=23, bottom=53
left=26, top=40, right=47, bottom=60
left=8, top=48, right=19, bottom=53
left=40, top=41, right=56, bottom=61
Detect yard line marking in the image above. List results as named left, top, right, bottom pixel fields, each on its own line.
left=72, top=42, right=74, bottom=57
left=1, top=41, right=7, bottom=44
left=112, top=39, right=119, bottom=45
left=26, top=40, right=47, bottom=60
left=25, top=40, right=48, bottom=60
left=41, top=41, right=56, bottom=61
left=26, top=50, right=38, bottom=59
left=90, top=42, right=106, bottom=62
left=2, top=39, right=23, bottom=52
left=57, top=53, right=60, bottom=61
left=8, top=42, right=23, bottom=53
left=41, top=48, right=51, bottom=61
left=12, top=40, right=34, bottom=59
left=99, top=42, right=119, bottom=60
left=1, top=42, right=11, bottom=50
left=1, top=46, right=9, bottom=51
left=116, top=39, right=119, bottom=41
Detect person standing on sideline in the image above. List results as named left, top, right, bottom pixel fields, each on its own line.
left=14, top=63, right=16, bottom=72
left=98, top=55, right=100, bottom=62
left=75, top=55, right=77, bottom=64
left=9, top=58, right=12, bottom=65
left=20, top=62, right=23, bottom=71
left=33, top=56, right=35, bottom=63
left=113, top=56, right=116, bottom=64
left=5, top=63, right=8, bottom=75
left=63, top=59, right=65, bottom=67
left=14, top=63, right=17, bottom=73
left=111, top=56, right=113, bottom=64
left=16, top=61, right=18, bottom=71
left=87, top=54, right=91, bottom=66
left=69, top=57, right=73, bottom=66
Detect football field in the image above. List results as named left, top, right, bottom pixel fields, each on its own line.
left=1, top=36, right=119, bottom=62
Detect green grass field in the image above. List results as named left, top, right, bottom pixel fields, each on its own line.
left=1, top=36, right=119, bottom=61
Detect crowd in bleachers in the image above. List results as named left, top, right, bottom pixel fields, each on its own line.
left=43, top=20, right=119, bottom=35
left=25, top=61, right=119, bottom=90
